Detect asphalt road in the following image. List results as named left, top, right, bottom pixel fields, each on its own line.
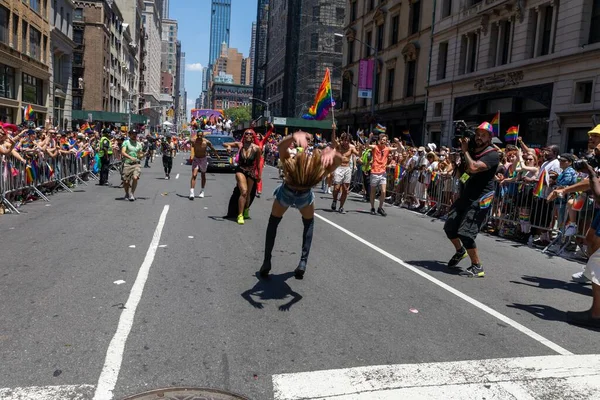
left=0, top=155, right=597, bottom=400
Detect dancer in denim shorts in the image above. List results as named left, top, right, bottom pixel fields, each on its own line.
left=260, top=129, right=342, bottom=279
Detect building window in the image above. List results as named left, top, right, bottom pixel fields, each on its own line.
left=351, top=1, right=357, bottom=21
left=490, top=20, right=513, bottom=67
left=311, top=33, right=318, bottom=51
left=529, top=5, right=556, bottom=58
left=347, top=41, right=354, bottom=64
left=460, top=32, right=478, bottom=74
left=12, top=15, right=18, bottom=49
left=309, top=60, right=317, bottom=76
left=73, top=30, right=83, bottom=44
left=590, top=0, right=600, bottom=44
left=22, top=73, right=43, bottom=105
left=369, top=0, right=375, bottom=12
left=391, top=15, right=399, bottom=45
left=405, top=61, right=416, bottom=97
left=22, top=21, right=27, bottom=54
left=73, top=8, right=82, bottom=21
left=334, top=34, right=342, bottom=53
left=574, top=81, right=593, bottom=104
left=442, top=0, right=452, bottom=18
left=434, top=102, right=443, bottom=117
left=0, top=5, right=8, bottom=44
left=336, top=7, right=345, bottom=22
left=312, top=5, right=320, bottom=22
left=410, top=0, right=421, bottom=35
left=386, top=68, right=395, bottom=102
left=73, top=96, right=82, bottom=110
left=365, top=31, right=372, bottom=56
left=30, top=0, right=41, bottom=14
left=376, top=23, right=384, bottom=51
left=0, top=64, right=16, bottom=99
left=437, top=42, right=448, bottom=80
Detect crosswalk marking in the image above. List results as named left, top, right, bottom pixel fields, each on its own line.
left=0, top=384, right=95, bottom=400
left=273, top=354, right=600, bottom=399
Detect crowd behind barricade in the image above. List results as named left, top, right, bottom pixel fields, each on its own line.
left=0, top=121, right=194, bottom=214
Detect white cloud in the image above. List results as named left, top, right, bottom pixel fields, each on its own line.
left=186, top=99, right=195, bottom=108
left=186, top=63, right=203, bottom=71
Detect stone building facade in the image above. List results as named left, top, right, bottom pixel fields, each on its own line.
left=0, top=0, right=52, bottom=125
left=426, top=0, right=600, bottom=153
left=337, top=0, right=433, bottom=144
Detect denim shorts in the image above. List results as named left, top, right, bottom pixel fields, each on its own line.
left=274, top=184, right=314, bottom=209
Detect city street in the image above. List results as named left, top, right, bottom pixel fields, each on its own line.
left=1, top=156, right=599, bottom=400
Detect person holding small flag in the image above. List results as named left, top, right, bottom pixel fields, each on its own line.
left=444, top=121, right=499, bottom=278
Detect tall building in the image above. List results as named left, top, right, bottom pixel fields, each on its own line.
left=251, top=0, right=269, bottom=119
left=425, top=0, right=600, bottom=152
left=72, top=0, right=131, bottom=116
left=161, top=19, right=177, bottom=94
left=162, top=0, right=169, bottom=19
left=50, top=0, right=76, bottom=129
left=241, top=57, right=252, bottom=86
left=142, top=0, right=163, bottom=126
left=264, top=0, right=345, bottom=118
left=209, top=0, right=232, bottom=66
left=114, top=0, right=144, bottom=114
left=337, top=0, right=432, bottom=143
left=250, top=22, right=256, bottom=86
left=177, top=47, right=186, bottom=125
left=212, top=43, right=245, bottom=85
left=0, top=0, right=52, bottom=125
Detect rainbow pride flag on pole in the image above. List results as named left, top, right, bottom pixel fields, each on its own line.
left=479, top=191, right=494, bottom=209
left=534, top=169, right=546, bottom=197
left=302, top=68, right=335, bottom=120
left=505, top=126, right=519, bottom=142
left=491, top=111, right=500, bottom=137
left=375, top=124, right=386, bottom=133
left=24, top=104, right=34, bottom=121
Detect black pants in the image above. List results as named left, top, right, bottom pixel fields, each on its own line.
left=443, top=202, right=489, bottom=249
left=100, top=155, right=110, bottom=184
left=163, top=156, right=173, bottom=175
left=363, top=171, right=371, bottom=199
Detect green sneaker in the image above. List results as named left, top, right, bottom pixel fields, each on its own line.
left=459, top=264, right=485, bottom=278
left=243, top=208, right=250, bottom=219
left=448, top=247, right=467, bottom=269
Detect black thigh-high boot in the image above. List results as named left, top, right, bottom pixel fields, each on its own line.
left=295, top=217, right=314, bottom=279
left=260, top=215, right=282, bottom=277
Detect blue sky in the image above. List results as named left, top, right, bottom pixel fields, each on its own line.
left=170, top=0, right=258, bottom=115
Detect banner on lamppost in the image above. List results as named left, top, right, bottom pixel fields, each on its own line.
left=358, top=59, right=373, bottom=99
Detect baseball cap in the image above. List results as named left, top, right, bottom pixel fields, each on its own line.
left=558, top=153, right=575, bottom=162
left=476, top=122, right=494, bottom=135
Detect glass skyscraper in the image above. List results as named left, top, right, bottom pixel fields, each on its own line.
left=209, top=0, right=232, bottom=66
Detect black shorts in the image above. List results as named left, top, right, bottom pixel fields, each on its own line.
left=444, top=202, right=489, bottom=241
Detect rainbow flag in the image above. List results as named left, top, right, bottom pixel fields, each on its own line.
left=375, top=124, right=386, bottom=133
left=24, top=105, right=34, bottom=121
left=491, top=112, right=500, bottom=136
left=80, top=122, right=90, bottom=132
left=431, top=171, right=438, bottom=183
left=505, top=126, right=519, bottom=142
left=302, top=68, right=335, bottom=120
left=479, top=191, right=494, bottom=209
left=534, top=169, right=546, bottom=197
left=394, top=164, right=401, bottom=180
left=25, top=166, right=34, bottom=184
left=315, top=133, right=322, bottom=142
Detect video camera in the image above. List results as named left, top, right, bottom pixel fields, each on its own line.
left=573, top=151, right=600, bottom=171
left=452, top=120, right=477, bottom=152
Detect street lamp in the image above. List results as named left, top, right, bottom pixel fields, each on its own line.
left=335, top=32, right=378, bottom=134
left=250, top=97, right=270, bottom=123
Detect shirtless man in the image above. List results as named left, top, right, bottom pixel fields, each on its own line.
left=331, top=126, right=359, bottom=214
left=189, top=131, right=219, bottom=200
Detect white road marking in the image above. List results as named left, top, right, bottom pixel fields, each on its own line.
left=314, top=213, right=573, bottom=356
left=128, top=245, right=135, bottom=248
left=113, top=280, right=125, bottom=285
left=188, top=236, right=194, bottom=239
left=158, top=244, right=168, bottom=248
left=273, top=354, right=600, bottom=400
left=0, top=384, right=95, bottom=400
left=93, top=205, right=170, bottom=400
left=175, top=174, right=179, bottom=179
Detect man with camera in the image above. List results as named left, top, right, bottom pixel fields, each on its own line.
left=444, top=122, right=499, bottom=277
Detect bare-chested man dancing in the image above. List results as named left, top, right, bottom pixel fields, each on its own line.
left=331, top=126, right=359, bottom=214
left=189, top=131, right=219, bottom=200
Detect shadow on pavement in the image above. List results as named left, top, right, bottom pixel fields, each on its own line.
left=507, top=303, right=568, bottom=322
left=241, top=271, right=303, bottom=311
left=510, top=276, right=592, bottom=296
left=406, top=260, right=462, bottom=275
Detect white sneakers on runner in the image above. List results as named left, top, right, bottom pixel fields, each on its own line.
left=199, top=190, right=205, bottom=198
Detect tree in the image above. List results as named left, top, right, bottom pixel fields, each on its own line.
left=225, top=105, right=252, bottom=127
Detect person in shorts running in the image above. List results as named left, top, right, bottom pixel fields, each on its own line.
left=189, top=131, right=219, bottom=199
left=331, top=126, right=359, bottom=214
left=368, top=134, right=400, bottom=216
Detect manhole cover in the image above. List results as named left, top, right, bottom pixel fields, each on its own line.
left=122, top=387, right=250, bottom=400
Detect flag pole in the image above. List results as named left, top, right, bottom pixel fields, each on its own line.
left=329, top=68, right=335, bottom=129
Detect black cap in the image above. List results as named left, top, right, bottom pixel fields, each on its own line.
left=558, top=153, right=575, bottom=162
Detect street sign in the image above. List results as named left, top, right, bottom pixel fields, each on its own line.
left=358, top=89, right=372, bottom=99
left=273, top=117, right=287, bottom=125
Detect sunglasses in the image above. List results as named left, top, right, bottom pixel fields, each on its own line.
left=525, top=158, right=534, bottom=161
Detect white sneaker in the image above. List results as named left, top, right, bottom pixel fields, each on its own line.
left=199, top=190, right=205, bottom=198
left=572, top=271, right=590, bottom=284
left=189, top=190, right=194, bottom=200
left=165, top=176, right=169, bottom=180
left=564, top=223, right=577, bottom=236
left=327, top=188, right=332, bottom=194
